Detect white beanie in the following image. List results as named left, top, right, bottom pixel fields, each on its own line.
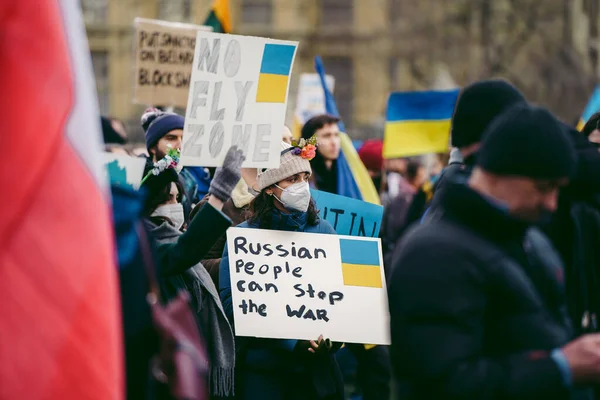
left=256, top=142, right=313, bottom=190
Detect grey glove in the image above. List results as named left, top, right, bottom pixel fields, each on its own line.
left=209, top=146, right=245, bottom=202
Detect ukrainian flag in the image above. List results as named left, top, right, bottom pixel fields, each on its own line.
left=203, top=0, right=231, bottom=33
left=383, top=90, right=459, bottom=159
left=340, top=239, right=383, bottom=289
left=577, top=86, right=600, bottom=131
left=256, top=44, right=296, bottom=103
left=314, top=56, right=381, bottom=205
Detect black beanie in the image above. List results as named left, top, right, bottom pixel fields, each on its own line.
left=477, top=104, right=577, bottom=179
left=451, top=79, right=526, bottom=148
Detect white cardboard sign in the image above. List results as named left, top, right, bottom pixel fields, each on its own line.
left=133, top=18, right=213, bottom=109
left=182, top=32, right=299, bottom=168
left=225, top=227, right=391, bottom=345
left=294, top=73, right=335, bottom=125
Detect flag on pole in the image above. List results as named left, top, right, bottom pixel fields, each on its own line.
left=383, top=90, right=459, bottom=159
left=577, top=86, right=600, bottom=131
left=314, top=56, right=381, bottom=205
left=0, top=0, right=123, bottom=398
left=204, top=0, right=232, bottom=33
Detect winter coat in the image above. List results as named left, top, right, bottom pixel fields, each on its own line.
left=147, top=202, right=236, bottom=397
left=542, top=133, right=600, bottom=336
left=388, top=182, right=592, bottom=400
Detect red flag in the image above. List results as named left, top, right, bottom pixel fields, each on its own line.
left=0, top=0, right=123, bottom=398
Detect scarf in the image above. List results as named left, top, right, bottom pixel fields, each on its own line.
left=148, top=220, right=236, bottom=397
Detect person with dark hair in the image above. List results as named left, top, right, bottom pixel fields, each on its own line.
left=219, top=141, right=344, bottom=400
left=143, top=146, right=245, bottom=398
left=301, top=114, right=342, bottom=194
left=581, top=112, right=600, bottom=148
left=389, top=103, right=600, bottom=399
left=141, top=107, right=200, bottom=220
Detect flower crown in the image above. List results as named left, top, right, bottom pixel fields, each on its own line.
left=140, top=145, right=180, bottom=185
left=286, top=135, right=318, bottom=161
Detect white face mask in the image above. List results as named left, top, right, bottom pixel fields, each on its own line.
left=151, top=203, right=185, bottom=230
left=274, top=181, right=311, bottom=213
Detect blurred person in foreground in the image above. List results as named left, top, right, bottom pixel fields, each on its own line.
left=389, top=103, right=600, bottom=399
left=542, top=119, right=600, bottom=337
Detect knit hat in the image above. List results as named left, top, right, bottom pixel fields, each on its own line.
left=358, top=139, right=384, bottom=171
left=451, top=79, right=526, bottom=148
left=257, top=142, right=313, bottom=190
left=477, top=104, right=577, bottom=179
left=141, top=108, right=185, bottom=151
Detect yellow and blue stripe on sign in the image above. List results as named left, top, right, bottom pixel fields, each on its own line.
left=383, top=89, right=459, bottom=159
left=256, top=44, right=296, bottom=103
left=340, top=238, right=382, bottom=289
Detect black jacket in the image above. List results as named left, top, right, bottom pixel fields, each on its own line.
left=542, top=134, right=600, bottom=336
left=388, top=182, right=590, bottom=400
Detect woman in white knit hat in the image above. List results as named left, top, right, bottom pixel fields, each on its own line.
left=219, top=140, right=345, bottom=400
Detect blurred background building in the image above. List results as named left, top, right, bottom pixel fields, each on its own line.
left=84, top=0, right=600, bottom=141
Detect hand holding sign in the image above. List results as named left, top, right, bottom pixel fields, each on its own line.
left=208, top=145, right=245, bottom=202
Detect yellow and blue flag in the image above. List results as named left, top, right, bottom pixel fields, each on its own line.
left=383, top=90, right=459, bottom=159
left=577, top=86, right=600, bottom=131
left=340, top=238, right=383, bottom=288
left=204, top=0, right=231, bottom=33
left=256, top=44, right=296, bottom=103
left=314, top=56, right=381, bottom=205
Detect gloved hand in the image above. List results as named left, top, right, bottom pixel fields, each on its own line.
left=294, top=335, right=333, bottom=357
left=208, top=146, right=245, bottom=202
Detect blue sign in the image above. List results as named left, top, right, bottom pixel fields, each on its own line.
left=311, top=189, right=383, bottom=238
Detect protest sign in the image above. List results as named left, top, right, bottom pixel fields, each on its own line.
left=311, top=189, right=383, bottom=238
left=103, top=153, right=146, bottom=190
left=226, top=228, right=390, bottom=345
left=133, top=18, right=213, bottom=109
left=294, top=73, right=335, bottom=126
left=181, top=32, right=299, bottom=168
